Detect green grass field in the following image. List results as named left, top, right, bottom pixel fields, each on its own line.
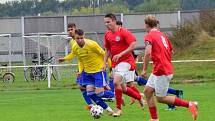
left=1, top=61, right=215, bottom=91
left=0, top=83, right=214, bottom=121
left=0, top=35, right=214, bottom=121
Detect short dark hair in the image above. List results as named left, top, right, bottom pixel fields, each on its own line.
left=67, top=23, right=76, bottom=28
left=116, top=20, right=122, bottom=26
left=105, top=13, right=117, bottom=20
left=75, top=29, right=84, bottom=36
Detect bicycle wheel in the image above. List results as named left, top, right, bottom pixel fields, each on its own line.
left=37, top=67, right=47, bottom=81
left=3, top=72, right=15, bottom=83
left=51, top=67, right=58, bottom=81
left=24, top=67, right=36, bottom=82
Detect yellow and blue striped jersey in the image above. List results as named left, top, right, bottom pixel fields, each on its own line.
left=64, top=38, right=110, bottom=73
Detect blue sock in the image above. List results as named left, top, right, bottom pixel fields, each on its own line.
left=167, top=88, right=177, bottom=95
left=87, top=91, right=108, bottom=109
left=97, top=90, right=114, bottom=98
left=109, top=77, right=114, bottom=92
left=81, top=90, right=93, bottom=105
left=136, top=76, right=147, bottom=85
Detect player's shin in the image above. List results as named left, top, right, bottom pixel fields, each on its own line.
left=124, top=86, right=141, bottom=100
left=81, top=89, right=93, bottom=105
left=173, top=97, right=189, bottom=108
left=115, top=88, right=123, bottom=110
left=87, top=91, right=112, bottom=112
left=97, top=90, right=114, bottom=98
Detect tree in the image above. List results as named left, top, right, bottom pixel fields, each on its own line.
left=125, top=0, right=144, bottom=9
left=0, top=3, right=8, bottom=17
left=182, top=0, right=215, bottom=10
left=100, top=3, right=129, bottom=13
left=38, top=0, right=59, bottom=13
left=72, top=7, right=100, bottom=15
left=134, top=0, right=180, bottom=12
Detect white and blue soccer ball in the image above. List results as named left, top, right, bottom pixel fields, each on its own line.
left=90, top=105, right=103, bottom=119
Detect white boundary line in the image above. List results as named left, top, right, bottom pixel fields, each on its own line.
left=136, top=59, right=215, bottom=64
left=0, top=59, right=215, bottom=69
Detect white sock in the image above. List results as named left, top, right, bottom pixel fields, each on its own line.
left=189, top=102, right=192, bottom=107
left=106, top=106, right=113, bottom=112
left=189, top=101, right=198, bottom=107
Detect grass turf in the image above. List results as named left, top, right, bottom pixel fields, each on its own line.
left=0, top=82, right=214, bottom=121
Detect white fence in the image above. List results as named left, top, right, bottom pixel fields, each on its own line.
left=0, top=59, right=214, bottom=91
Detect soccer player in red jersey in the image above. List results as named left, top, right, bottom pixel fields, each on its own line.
left=141, top=15, right=198, bottom=121
left=115, top=20, right=143, bottom=106
left=102, top=13, right=144, bottom=117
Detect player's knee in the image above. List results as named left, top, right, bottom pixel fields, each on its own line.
left=144, top=88, right=153, bottom=97
left=97, top=91, right=104, bottom=97
left=79, top=86, right=86, bottom=91
left=126, top=82, right=132, bottom=87
left=87, top=91, right=95, bottom=96
left=95, top=88, right=104, bottom=94
left=122, top=87, right=127, bottom=93
left=114, top=82, right=120, bottom=88
left=156, top=96, right=165, bottom=103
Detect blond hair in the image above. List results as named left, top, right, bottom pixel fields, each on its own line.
left=144, top=15, right=158, bottom=28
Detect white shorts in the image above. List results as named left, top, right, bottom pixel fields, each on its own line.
left=112, top=62, right=135, bottom=83
left=146, top=73, right=173, bottom=97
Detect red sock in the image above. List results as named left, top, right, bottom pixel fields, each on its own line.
left=115, top=88, right=122, bottom=110
left=124, top=87, right=141, bottom=100
left=130, top=85, right=140, bottom=94
left=149, top=106, right=158, bottom=119
left=173, top=97, right=189, bottom=108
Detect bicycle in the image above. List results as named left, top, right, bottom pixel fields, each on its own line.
left=24, top=56, right=58, bottom=82
left=0, top=64, right=15, bottom=83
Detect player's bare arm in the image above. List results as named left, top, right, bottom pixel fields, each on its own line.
left=112, top=41, right=136, bottom=62
left=102, top=49, right=111, bottom=71
left=58, top=58, right=65, bottom=63
left=141, top=41, right=152, bottom=78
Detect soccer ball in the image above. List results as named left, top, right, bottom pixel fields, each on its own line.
left=90, top=105, right=103, bottom=119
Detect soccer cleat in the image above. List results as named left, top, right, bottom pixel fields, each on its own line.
left=107, top=110, right=114, bottom=116
left=85, top=105, right=92, bottom=110
left=107, top=98, right=115, bottom=102
left=102, top=97, right=115, bottom=102
left=176, top=90, right=184, bottom=99
left=129, top=97, right=136, bottom=105
left=189, top=102, right=198, bottom=120
left=165, top=105, right=176, bottom=111
left=149, top=119, right=159, bottom=121
left=102, top=97, right=108, bottom=101
left=138, top=94, right=145, bottom=110
left=113, top=108, right=122, bottom=117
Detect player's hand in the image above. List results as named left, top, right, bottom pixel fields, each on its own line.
left=104, top=85, right=111, bottom=90
left=58, top=58, right=65, bottom=63
left=102, top=64, right=107, bottom=71
left=109, top=71, right=113, bottom=78
left=76, top=72, right=81, bottom=78
left=112, top=53, right=122, bottom=62
left=141, top=70, right=147, bottom=78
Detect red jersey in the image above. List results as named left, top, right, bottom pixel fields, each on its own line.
left=144, top=28, right=173, bottom=76
left=104, top=27, right=136, bottom=70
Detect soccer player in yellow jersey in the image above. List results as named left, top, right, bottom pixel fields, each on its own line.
left=59, top=29, right=113, bottom=114
left=66, top=23, right=94, bottom=110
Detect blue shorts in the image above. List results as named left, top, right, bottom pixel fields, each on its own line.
left=82, top=71, right=108, bottom=88
left=76, top=72, right=84, bottom=86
